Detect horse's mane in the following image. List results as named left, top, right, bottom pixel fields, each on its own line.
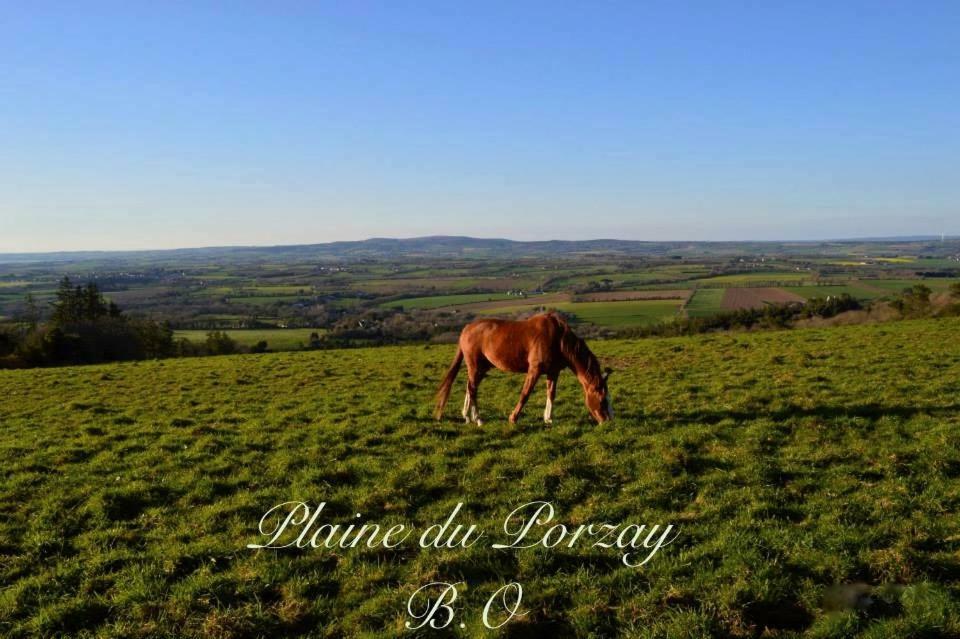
left=551, top=314, right=603, bottom=388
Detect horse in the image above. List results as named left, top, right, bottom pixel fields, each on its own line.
left=434, top=312, right=613, bottom=425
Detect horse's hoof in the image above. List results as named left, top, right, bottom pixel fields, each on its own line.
left=476, top=419, right=484, bottom=426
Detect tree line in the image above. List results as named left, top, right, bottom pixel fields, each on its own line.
left=0, top=278, right=254, bottom=368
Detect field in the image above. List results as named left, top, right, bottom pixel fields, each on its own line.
left=575, top=290, right=691, bottom=302
left=685, top=289, right=726, bottom=317
left=1, top=239, right=957, bottom=338
left=784, top=285, right=885, bottom=301
left=692, top=273, right=812, bottom=286
left=474, top=299, right=684, bottom=328
left=2, top=318, right=959, bottom=637
left=861, top=279, right=959, bottom=293
left=554, top=300, right=683, bottom=327
left=173, top=329, right=323, bottom=351
left=381, top=293, right=515, bottom=310
left=721, top=288, right=806, bottom=311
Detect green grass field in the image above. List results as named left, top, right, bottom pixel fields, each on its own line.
left=477, top=299, right=682, bottom=327
left=2, top=318, right=959, bottom=637
left=784, top=285, right=884, bottom=301
left=228, top=295, right=307, bottom=306
left=693, top=272, right=812, bottom=286
left=862, top=279, right=959, bottom=293
left=685, top=289, right=726, bottom=317
left=381, top=293, right=514, bottom=310
left=174, top=329, right=323, bottom=351
left=555, top=299, right=682, bottom=327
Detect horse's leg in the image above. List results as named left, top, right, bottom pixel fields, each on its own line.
left=462, top=389, right=472, bottom=423
left=509, top=367, right=541, bottom=425
left=544, top=374, right=558, bottom=424
left=467, top=362, right=489, bottom=425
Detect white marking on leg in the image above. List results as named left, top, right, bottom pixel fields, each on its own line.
left=470, top=402, right=482, bottom=425
left=543, top=397, right=553, bottom=424
left=462, top=390, right=471, bottom=423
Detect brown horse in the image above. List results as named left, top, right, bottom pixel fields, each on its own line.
left=434, top=312, right=612, bottom=425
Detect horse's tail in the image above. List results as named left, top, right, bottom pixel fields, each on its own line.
left=434, top=346, right=464, bottom=420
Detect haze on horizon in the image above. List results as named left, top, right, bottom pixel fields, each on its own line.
left=2, top=3, right=958, bottom=253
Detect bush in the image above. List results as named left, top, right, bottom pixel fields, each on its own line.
left=204, top=331, right=238, bottom=355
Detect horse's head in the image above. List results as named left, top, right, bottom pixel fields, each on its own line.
left=585, top=368, right=613, bottom=423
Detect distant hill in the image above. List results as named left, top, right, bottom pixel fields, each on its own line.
left=1, top=235, right=958, bottom=265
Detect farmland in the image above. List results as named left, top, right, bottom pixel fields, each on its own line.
left=470, top=299, right=684, bottom=327
left=0, top=237, right=958, bottom=346
left=553, top=299, right=683, bottom=327
left=685, top=289, right=726, bottom=317
left=174, top=328, right=323, bottom=351
left=1, top=317, right=959, bottom=637
left=381, top=293, right=515, bottom=310
left=784, top=285, right=885, bottom=301
left=721, top=288, right=806, bottom=311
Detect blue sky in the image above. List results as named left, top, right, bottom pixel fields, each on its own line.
left=2, top=2, right=958, bottom=251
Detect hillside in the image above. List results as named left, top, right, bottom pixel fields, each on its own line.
left=3, top=235, right=959, bottom=265
left=1, top=319, right=959, bottom=637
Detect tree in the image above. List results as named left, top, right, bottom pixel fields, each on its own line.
left=21, top=293, right=40, bottom=329
left=205, top=331, right=237, bottom=355
left=50, top=277, right=81, bottom=326
left=50, top=277, right=113, bottom=326
left=911, top=284, right=932, bottom=304
left=21, top=277, right=173, bottom=365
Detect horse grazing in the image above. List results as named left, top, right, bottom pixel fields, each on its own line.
left=434, top=313, right=613, bottom=425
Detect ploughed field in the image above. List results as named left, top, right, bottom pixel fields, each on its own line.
left=720, top=288, right=807, bottom=311
left=1, top=319, right=960, bottom=637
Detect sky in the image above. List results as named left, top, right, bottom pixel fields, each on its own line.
left=2, top=2, right=958, bottom=252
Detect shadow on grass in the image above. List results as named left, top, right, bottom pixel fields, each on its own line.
left=645, top=402, right=960, bottom=425
left=742, top=600, right=813, bottom=633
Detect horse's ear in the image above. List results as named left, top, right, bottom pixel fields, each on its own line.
left=603, top=367, right=613, bottom=381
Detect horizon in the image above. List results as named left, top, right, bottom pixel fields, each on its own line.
left=3, top=3, right=959, bottom=252
left=0, top=233, right=957, bottom=258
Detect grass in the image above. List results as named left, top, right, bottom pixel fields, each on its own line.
left=685, top=289, right=726, bottom=317
left=477, top=299, right=683, bottom=327
left=555, top=299, right=682, bottom=327
left=240, top=286, right=313, bottom=295
left=549, top=268, right=703, bottom=288
left=693, top=272, right=812, bottom=285
left=2, top=318, right=959, bottom=637
left=174, top=328, right=323, bottom=350
left=228, top=295, right=307, bottom=306
left=380, top=293, right=514, bottom=310
left=862, top=279, right=959, bottom=293
left=784, top=285, right=884, bottom=301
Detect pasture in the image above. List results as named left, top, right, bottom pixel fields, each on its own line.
left=862, top=279, right=959, bottom=293
left=174, top=329, right=322, bottom=351
left=692, top=273, right=812, bottom=286
left=1, top=318, right=959, bottom=637
left=784, top=285, right=884, bottom=301
left=474, top=299, right=684, bottom=328
left=685, top=289, right=726, bottom=317
left=381, top=293, right=515, bottom=310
